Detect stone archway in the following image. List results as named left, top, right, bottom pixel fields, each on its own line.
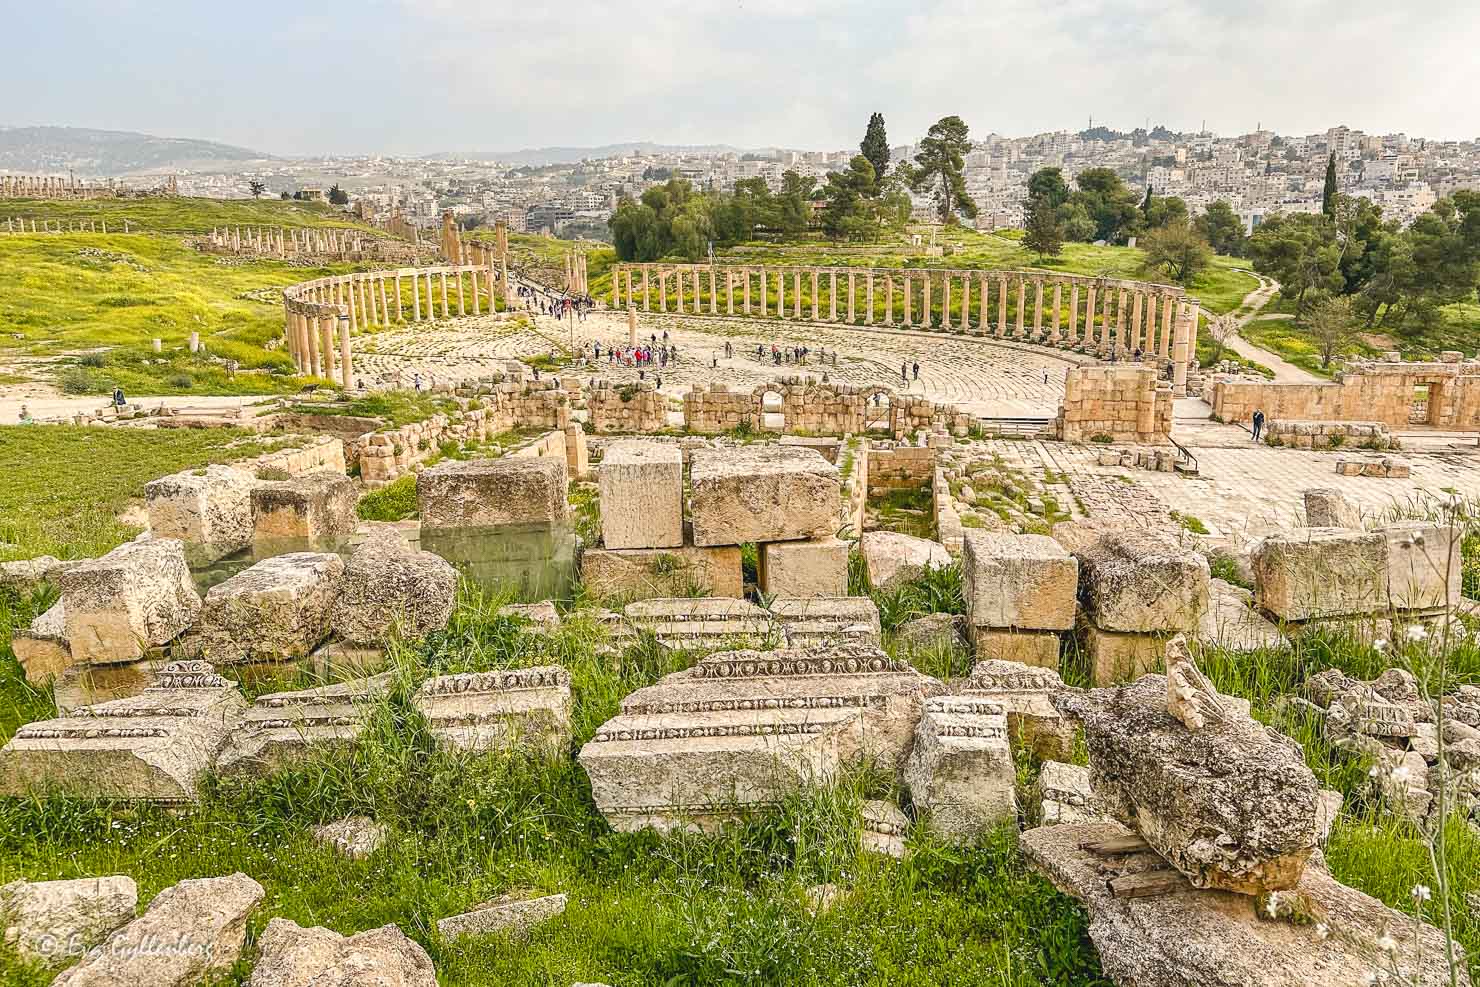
left=861, top=385, right=894, bottom=434
left=753, top=385, right=786, bottom=432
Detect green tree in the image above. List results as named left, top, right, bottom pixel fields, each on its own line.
left=1141, top=223, right=1211, bottom=284
left=328, top=184, right=349, bottom=206
left=1141, top=184, right=1153, bottom=216
left=1069, top=168, right=1140, bottom=243
left=1143, top=195, right=1189, bottom=231
left=1322, top=152, right=1338, bottom=217
left=248, top=180, right=267, bottom=199
left=907, top=115, right=977, bottom=223
left=859, top=113, right=890, bottom=190
left=1060, top=201, right=1096, bottom=241
left=1026, top=168, right=1070, bottom=209
left=1247, top=212, right=1344, bottom=313
left=777, top=170, right=818, bottom=236
left=1304, top=293, right=1356, bottom=368
left=820, top=155, right=879, bottom=240
left=1194, top=200, right=1247, bottom=256
left=1022, top=196, right=1064, bottom=262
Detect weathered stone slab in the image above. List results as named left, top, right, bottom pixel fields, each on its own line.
left=251, top=474, right=358, bottom=552
left=859, top=530, right=951, bottom=591
left=1073, top=531, right=1209, bottom=634
left=1034, top=761, right=1104, bottom=826
left=1081, top=623, right=1171, bottom=686
left=860, top=800, right=909, bottom=857
left=893, top=612, right=967, bottom=654
left=904, top=696, right=1016, bottom=841
left=599, top=441, right=682, bottom=549
left=309, top=816, right=386, bottom=860
left=52, top=872, right=263, bottom=987
left=1057, top=643, right=1321, bottom=894
left=216, top=674, right=392, bottom=779
left=330, top=533, right=456, bottom=645
left=1302, top=487, right=1363, bottom=529
left=1253, top=528, right=1388, bottom=621
left=186, top=553, right=344, bottom=664
left=413, top=666, right=572, bottom=754
left=145, top=465, right=259, bottom=564
left=418, top=457, right=568, bottom=529
left=248, top=918, right=436, bottom=987
left=1380, top=521, right=1462, bottom=612
left=954, top=659, right=1075, bottom=760
left=962, top=531, right=1078, bottom=631
left=689, top=446, right=840, bottom=546
left=1197, top=578, right=1286, bottom=653
left=436, top=893, right=567, bottom=942
left=758, top=537, right=849, bottom=598
left=1021, top=820, right=1468, bottom=987
left=12, top=600, right=74, bottom=685
left=622, top=597, right=774, bottom=650
left=578, top=645, right=939, bottom=832
left=0, top=555, right=69, bottom=595
left=0, top=661, right=244, bottom=802
left=769, top=596, right=881, bottom=648
left=498, top=601, right=561, bottom=632
left=0, top=875, right=137, bottom=966
left=970, top=627, right=1060, bottom=667
left=580, top=545, right=743, bottom=601
left=58, top=539, right=201, bottom=665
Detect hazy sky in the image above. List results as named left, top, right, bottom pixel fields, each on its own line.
left=5, top=0, right=1479, bottom=155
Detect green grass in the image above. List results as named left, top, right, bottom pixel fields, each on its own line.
left=0, top=425, right=279, bottom=560
left=0, top=197, right=376, bottom=234
left=356, top=474, right=419, bottom=523
left=1239, top=317, right=1380, bottom=378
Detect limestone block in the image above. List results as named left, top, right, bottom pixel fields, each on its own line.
left=1059, top=666, right=1321, bottom=895
left=578, top=645, right=939, bottom=832
left=413, top=666, right=572, bottom=754
left=418, top=457, right=568, bottom=529
left=770, top=596, right=882, bottom=648
left=498, top=602, right=561, bottom=633
left=1253, top=528, right=1388, bottom=621
left=1082, top=623, right=1171, bottom=685
left=186, top=553, right=344, bottom=664
left=330, top=533, right=456, bottom=645
left=52, top=659, right=166, bottom=715
left=971, top=627, right=1061, bottom=668
left=251, top=474, right=358, bottom=551
left=1074, top=531, right=1210, bottom=634
left=12, top=600, right=74, bottom=685
left=689, top=446, right=839, bottom=546
left=247, top=918, right=436, bottom=987
left=144, top=465, right=259, bottom=564
left=0, top=875, right=137, bottom=967
left=962, top=531, right=1078, bottom=631
left=758, top=537, right=849, bottom=598
left=955, top=659, right=1076, bottom=760
left=216, top=674, right=392, bottom=779
left=622, top=597, right=774, bottom=650
left=436, top=893, right=567, bottom=942
left=859, top=531, right=952, bottom=591
left=51, top=873, right=263, bottom=987
left=904, top=696, right=1016, bottom=841
left=1034, top=761, right=1105, bottom=826
left=860, top=800, right=910, bottom=857
left=1302, top=487, right=1364, bottom=529
left=309, top=816, right=386, bottom=860
left=580, top=545, right=743, bottom=601
left=58, top=539, right=201, bottom=665
left=0, top=555, right=68, bottom=595
left=599, top=441, right=682, bottom=549
left=1196, top=579, right=1287, bottom=653
left=892, top=613, right=967, bottom=654
left=1380, top=521, right=1462, bottom=612
left=0, top=661, right=244, bottom=802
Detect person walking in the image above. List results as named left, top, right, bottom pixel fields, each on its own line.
left=900, top=363, right=908, bottom=383
left=1251, top=409, right=1266, bottom=442
left=912, top=361, right=920, bottom=381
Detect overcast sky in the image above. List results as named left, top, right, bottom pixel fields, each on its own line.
left=5, top=0, right=1478, bottom=156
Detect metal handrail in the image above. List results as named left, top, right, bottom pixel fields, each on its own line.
left=1168, top=432, right=1199, bottom=474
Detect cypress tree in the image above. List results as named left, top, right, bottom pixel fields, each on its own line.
left=1142, top=185, right=1154, bottom=216
left=1322, top=152, right=1338, bottom=216
left=860, top=113, right=890, bottom=190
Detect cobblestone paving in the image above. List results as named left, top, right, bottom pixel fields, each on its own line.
left=355, top=309, right=1077, bottom=416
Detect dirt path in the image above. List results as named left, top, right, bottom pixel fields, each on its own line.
left=1219, top=272, right=1322, bottom=384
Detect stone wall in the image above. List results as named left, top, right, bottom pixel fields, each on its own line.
left=587, top=380, right=668, bottom=434
left=1056, top=366, right=1173, bottom=445
left=1209, top=354, right=1480, bottom=432
left=682, top=376, right=968, bottom=440
left=867, top=444, right=937, bottom=496
left=1264, top=420, right=1397, bottom=451
left=254, top=437, right=346, bottom=478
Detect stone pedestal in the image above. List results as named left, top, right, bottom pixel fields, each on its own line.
left=598, top=441, right=683, bottom=549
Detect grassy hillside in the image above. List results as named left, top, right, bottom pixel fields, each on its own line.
left=0, top=197, right=374, bottom=233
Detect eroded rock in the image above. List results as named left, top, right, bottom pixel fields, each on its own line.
left=248, top=917, right=436, bottom=987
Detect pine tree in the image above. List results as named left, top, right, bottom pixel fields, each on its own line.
left=859, top=113, right=890, bottom=190
left=1142, top=185, right=1154, bottom=216
left=1322, top=152, right=1338, bottom=217
left=1022, top=197, right=1064, bottom=261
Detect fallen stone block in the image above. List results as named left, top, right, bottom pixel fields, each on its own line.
left=1034, top=761, right=1104, bottom=826
left=186, top=553, right=344, bottom=664
left=904, top=696, right=1016, bottom=841
left=689, top=446, right=839, bottom=547
left=309, top=816, right=387, bottom=861
left=0, top=875, right=137, bottom=967
left=1334, top=459, right=1364, bottom=476
left=52, top=872, right=263, bottom=987
left=954, top=659, right=1076, bottom=760
left=892, top=613, right=967, bottom=654
left=578, top=645, right=939, bottom=832
left=12, top=600, right=74, bottom=685
left=970, top=627, right=1061, bottom=668
left=769, top=596, right=881, bottom=648
left=1081, top=623, right=1172, bottom=685
left=418, top=457, right=568, bottom=530
left=598, top=440, right=682, bottom=549
left=1253, top=528, right=1387, bottom=621
left=860, top=800, right=909, bottom=857
left=859, top=530, right=952, bottom=591
left=216, top=674, right=392, bottom=779
left=1302, top=487, right=1363, bottom=529
left=330, top=533, right=456, bottom=645
left=962, top=531, right=1078, bottom=631
left=1073, top=531, right=1209, bottom=634
left=436, top=893, right=567, bottom=942
left=1196, top=578, right=1287, bottom=653
left=758, top=536, right=849, bottom=598
left=622, top=597, right=774, bottom=650
left=0, top=555, right=69, bottom=595
left=498, top=601, right=561, bottom=633
left=413, top=666, right=572, bottom=754
left=1380, top=521, right=1462, bottom=612
left=1021, top=820, right=1467, bottom=987
left=248, top=917, right=436, bottom=987
left=58, top=539, right=201, bottom=665
left=1058, top=640, right=1322, bottom=894
left=580, top=545, right=743, bottom=601
left=145, top=465, right=259, bottom=564
left=0, top=661, right=245, bottom=802
left=251, top=473, right=358, bottom=552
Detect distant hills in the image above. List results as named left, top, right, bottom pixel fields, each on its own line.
left=0, top=126, right=272, bottom=176
left=428, top=142, right=749, bottom=166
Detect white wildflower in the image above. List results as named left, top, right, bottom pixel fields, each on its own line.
left=1376, top=932, right=1397, bottom=954
left=1411, top=884, right=1432, bottom=902
left=1314, top=921, right=1330, bottom=940
left=1374, top=639, right=1389, bottom=653
left=1264, top=893, right=1281, bottom=918
left=1389, top=764, right=1413, bottom=785
left=1404, top=624, right=1429, bottom=643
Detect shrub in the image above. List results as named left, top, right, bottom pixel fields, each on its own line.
left=1090, top=433, right=1113, bottom=444
left=256, top=466, right=291, bottom=481
left=77, top=352, right=107, bottom=368
left=166, top=373, right=194, bottom=389
left=57, top=369, right=94, bottom=394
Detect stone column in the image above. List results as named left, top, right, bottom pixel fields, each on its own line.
left=427, top=272, right=437, bottom=319
left=865, top=272, right=874, bottom=324
left=340, top=314, right=353, bottom=389
left=885, top=274, right=895, bottom=325
left=1083, top=286, right=1095, bottom=348
left=380, top=277, right=391, bottom=323
left=453, top=272, right=464, bottom=316
left=1115, top=289, right=1127, bottom=353
left=829, top=271, right=838, bottom=321
left=624, top=270, right=633, bottom=310
left=1172, top=302, right=1194, bottom=396
left=942, top=275, right=952, bottom=331
left=922, top=274, right=932, bottom=328
left=710, top=267, right=719, bottom=314
left=903, top=274, right=912, bottom=326
left=743, top=269, right=752, bottom=314
left=978, top=275, right=989, bottom=336
left=1160, top=296, right=1174, bottom=358
left=810, top=269, right=819, bottom=321
left=319, top=315, right=333, bottom=379
left=346, top=278, right=358, bottom=332
left=1050, top=282, right=1063, bottom=343
left=628, top=306, right=638, bottom=346
left=611, top=266, right=620, bottom=307
left=1033, top=279, right=1044, bottom=339
left=996, top=278, right=1008, bottom=336
left=846, top=271, right=856, bottom=323
left=1015, top=278, right=1026, bottom=338
left=777, top=270, right=785, bottom=318
left=759, top=269, right=768, bottom=315
left=643, top=267, right=651, bottom=312
left=1129, top=292, right=1143, bottom=354
left=659, top=270, right=668, bottom=313
left=793, top=270, right=802, bottom=319
left=441, top=272, right=450, bottom=318
left=727, top=270, right=735, bottom=315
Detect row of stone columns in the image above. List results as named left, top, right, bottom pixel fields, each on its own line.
left=209, top=226, right=372, bottom=256
left=565, top=251, right=589, bottom=295
left=0, top=175, right=114, bottom=199
left=3, top=217, right=129, bottom=233
left=612, top=263, right=1194, bottom=367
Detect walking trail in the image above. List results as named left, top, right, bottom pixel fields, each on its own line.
left=1218, top=272, right=1321, bottom=384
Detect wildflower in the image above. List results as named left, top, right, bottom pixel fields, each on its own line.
left=1404, top=624, right=1429, bottom=643
left=1389, top=764, right=1413, bottom=785
left=1411, top=884, right=1432, bottom=902
left=1314, top=921, right=1330, bottom=940
left=1374, top=639, right=1388, bottom=653
left=1376, top=932, right=1397, bottom=954
left=1264, top=893, right=1281, bottom=918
